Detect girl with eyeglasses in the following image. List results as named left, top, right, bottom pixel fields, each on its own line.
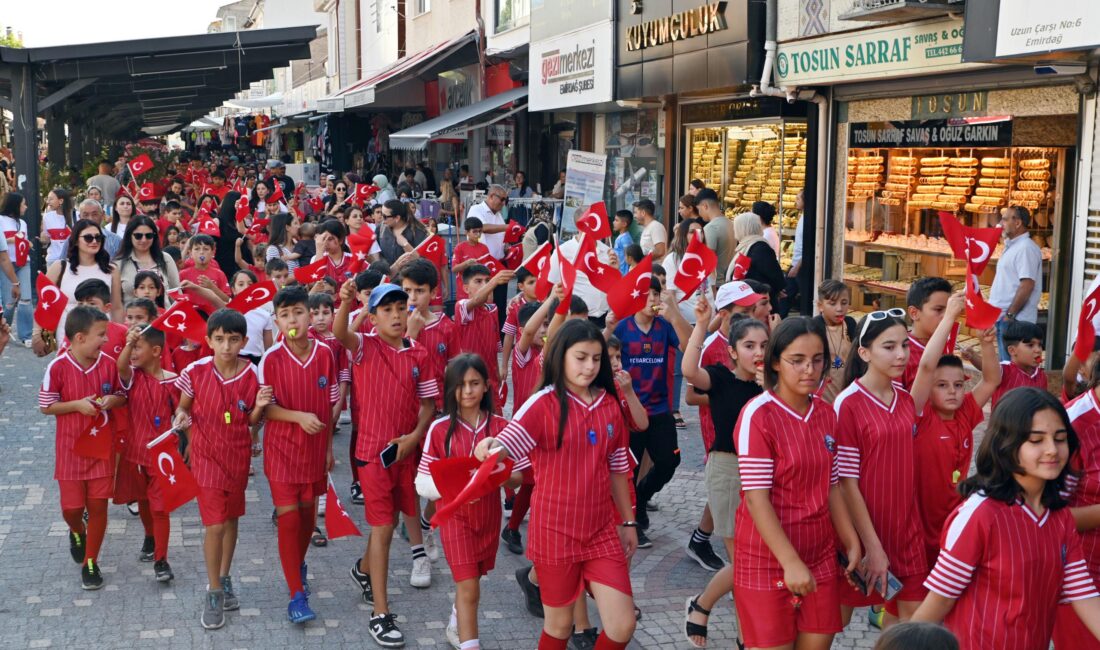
left=732, top=316, right=861, bottom=650
left=116, top=215, right=180, bottom=305
left=833, top=308, right=927, bottom=629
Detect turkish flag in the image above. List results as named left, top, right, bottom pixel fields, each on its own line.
left=521, top=242, right=554, bottom=299
left=1074, top=282, right=1100, bottom=363
left=573, top=234, right=621, bottom=293
left=234, top=195, right=252, bottom=222
left=348, top=229, right=375, bottom=256
left=476, top=253, right=502, bottom=277
left=246, top=218, right=270, bottom=239
left=268, top=183, right=285, bottom=204
left=295, top=181, right=306, bottom=198
left=353, top=183, right=379, bottom=207
left=416, top=235, right=446, bottom=267
left=307, top=196, right=325, bottom=213
left=151, top=300, right=208, bottom=343
left=577, top=201, right=612, bottom=240
left=226, top=280, right=276, bottom=314
left=730, top=253, right=752, bottom=281
left=556, top=246, right=577, bottom=316
left=503, top=244, right=523, bottom=270
left=939, top=212, right=1002, bottom=275
left=127, top=154, right=154, bottom=178
left=146, top=429, right=199, bottom=512
left=34, top=272, right=68, bottom=331
left=964, top=265, right=1002, bottom=329
left=294, top=257, right=329, bottom=284
left=138, top=182, right=158, bottom=202
left=12, top=231, right=29, bottom=267
left=673, top=231, right=718, bottom=298
left=120, top=181, right=138, bottom=200
left=504, top=221, right=526, bottom=244
left=198, top=219, right=220, bottom=237
left=73, top=409, right=113, bottom=460
left=47, top=227, right=71, bottom=241
left=428, top=450, right=515, bottom=528
left=607, top=255, right=654, bottom=319
left=231, top=178, right=244, bottom=194
left=325, top=475, right=362, bottom=539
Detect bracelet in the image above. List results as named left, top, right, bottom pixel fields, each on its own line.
left=620, top=521, right=638, bottom=528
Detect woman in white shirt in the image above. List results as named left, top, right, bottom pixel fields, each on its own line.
left=40, top=188, right=74, bottom=265
left=753, top=201, right=780, bottom=257
left=0, top=192, right=32, bottom=343
left=104, top=194, right=135, bottom=237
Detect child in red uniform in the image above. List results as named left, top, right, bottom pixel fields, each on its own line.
left=173, top=309, right=266, bottom=630
left=312, top=220, right=356, bottom=292
left=40, top=306, right=127, bottom=590
left=69, top=279, right=128, bottom=360
left=260, top=286, right=340, bottom=624
left=914, top=387, right=1100, bottom=649
left=451, top=217, right=490, bottom=301
left=417, top=354, right=526, bottom=650
left=124, top=298, right=176, bottom=372
left=346, top=268, right=388, bottom=506
left=455, top=264, right=513, bottom=407
left=475, top=319, right=639, bottom=650
left=834, top=310, right=927, bottom=624
left=901, top=278, right=952, bottom=390
left=986, top=319, right=1049, bottom=407
left=733, top=317, right=862, bottom=650
left=178, top=234, right=231, bottom=315
left=116, top=325, right=180, bottom=583
left=333, top=280, right=439, bottom=648
left=501, top=267, right=539, bottom=388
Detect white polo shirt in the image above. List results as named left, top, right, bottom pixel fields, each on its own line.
left=548, top=235, right=610, bottom=318
left=988, top=232, right=1042, bottom=323
left=466, top=201, right=505, bottom=259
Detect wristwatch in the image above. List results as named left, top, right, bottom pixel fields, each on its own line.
left=1005, top=312, right=1016, bottom=320
left=620, top=521, right=639, bottom=528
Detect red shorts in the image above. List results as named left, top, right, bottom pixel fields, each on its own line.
left=58, top=477, right=113, bottom=510
left=838, top=572, right=927, bottom=609
left=269, top=479, right=325, bottom=508
left=197, top=486, right=246, bottom=526
left=357, top=459, right=417, bottom=527
left=734, top=580, right=842, bottom=648
left=450, top=558, right=497, bottom=583
left=1054, top=602, right=1100, bottom=649
left=112, top=459, right=149, bottom=504
left=534, top=554, right=633, bottom=608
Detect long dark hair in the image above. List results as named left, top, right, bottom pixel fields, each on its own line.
left=763, top=316, right=829, bottom=391
left=116, top=215, right=166, bottom=270
left=66, top=219, right=112, bottom=274
left=250, top=178, right=275, bottom=211
left=110, top=194, right=135, bottom=232
left=50, top=188, right=74, bottom=226
left=441, top=353, right=494, bottom=456
left=268, top=213, right=297, bottom=249
left=0, top=191, right=24, bottom=218
left=133, top=270, right=166, bottom=308
left=843, top=314, right=907, bottom=387
left=874, top=622, right=959, bottom=650
left=538, top=319, right=618, bottom=448
left=960, top=387, right=1079, bottom=510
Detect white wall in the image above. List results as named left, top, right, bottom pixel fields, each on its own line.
left=777, top=0, right=889, bottom=41
left=261, top=0, right=327, bottom=28
left=361, top=0, right=400, bottom=80
left=406, top=0, right=477, bottom=54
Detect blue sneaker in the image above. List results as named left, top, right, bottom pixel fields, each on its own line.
left=300, top=563, right=310, bottom=597
left=288, top=591, right=316, bottom=624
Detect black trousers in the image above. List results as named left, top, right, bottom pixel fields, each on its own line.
left=493, top=281, right=509, bottom=340
left=630, top=412, right=681, bottom=506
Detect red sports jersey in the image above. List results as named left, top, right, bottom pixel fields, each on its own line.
left=177, top=358, right=259, bottom=491
left=992, top=361, right=1048, bottom=408
left=348, top=307, right=376, bottom=335
left=171, top=344, right=204, bottom=373
left=258, top=341, right=340, bottom=483
left=310, top=330, right=351, bottom=385
left=121, top=369, right=181, bottom=467
left=453, top=241, right=491, bottom=300
left=58, top=321, right=128, bottom=361
left=39, top=352, right=124, bottom=481
left=511, top=344, right=544, bottom=413
left=695, top=331, right=732, bottom=453
left=926, top=495, right=1098, bottom=650
left=1066, top=389, right=1100, bottom=584
left=502, top=295, right=529, bottom=338
left=496, top=386, right=632, bottom=564
left=734, top=392, right=840, bottom=590
left=415, top=314, right=458, bottom=411
left=914, top=394, right=982, bottom=565
left=350, top=333, right=439, bottom=460
left=455, top=299, right=501, bottom=387
left=901, top=334, right=926, bottom=391
left=834, top=381, right=926, bottom=579
left=318, top=253, right=355, bottom=307
left=178, top=265, right=230, bottom=315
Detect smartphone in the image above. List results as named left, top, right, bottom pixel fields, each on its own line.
left=379, top=443, right=399, bottom=468
left=838, top=552, right=903, bottom=599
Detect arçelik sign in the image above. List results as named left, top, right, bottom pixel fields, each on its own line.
left=625, top=2, right=727, bottom=52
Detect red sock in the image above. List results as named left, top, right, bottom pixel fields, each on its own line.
left=298, top=505, right=316, bottom=562
left=594, top=631, right=629, bottom=649
left=504, top=486, right=516, bottom=500
left=137, top=499, right=154, bottom=537
left=277, top=511, right=304, bottom=595
left=62, top=508, right=86, bottom=535
left=508, top=482, right=534, bottom=531
left=538, top=631, right=569, bottom=650
left=84, top=499, right=108, bottom=563
left=152, top=509, right=170, bottom=561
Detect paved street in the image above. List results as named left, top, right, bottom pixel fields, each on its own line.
left=0, top=345, right=881, bottom=649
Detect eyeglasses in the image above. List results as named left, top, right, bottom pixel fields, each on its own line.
left=858, top=308, right=906, bottom=345
left=336, top=187, right=347, bottom=192
left=780, top=356, right=826, bottom=372
left=383, top=213, right=397, bottom=220
left=132, top=231, right=156, bottom=240
left=81, top=234, right=105, bottom=243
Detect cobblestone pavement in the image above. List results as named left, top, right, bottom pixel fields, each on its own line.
left=0, top=345, right=883, bottom=649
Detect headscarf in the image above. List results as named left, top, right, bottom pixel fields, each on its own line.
left=372, top=174, right=390, bottom=190
left=733, top=211, right=766, bottom=255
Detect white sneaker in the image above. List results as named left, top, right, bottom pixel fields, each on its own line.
left=423, top=528, right=440, bottom=561
left=446, top=617, right=460, bottom=648
left=410, top=555, right=432, bottom=588
left=318, top=494, right=326, bottom=518
left=339, top=410, right=352, bottom=425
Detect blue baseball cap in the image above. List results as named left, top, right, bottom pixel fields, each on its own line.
left=368, top=283, right=408, bottom=312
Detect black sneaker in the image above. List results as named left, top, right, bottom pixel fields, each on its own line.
left=69, top=531, right=85, bottom=564
left=503, top=495, right=514, bottom=516
left=686, top=538, right=726, bottom=572
left=140, top=535, right=156, bottom=562
left=351, top=481, right=365, bottom=506
left=570, top=626, right=599, bottom=650
left=516, top=566, right=544, bottom=618
left=500, top=528, right=524, bottom=555
left=636, top=529, right=653, bottom=549
left=81, top=559, right=103, bottom=590
left=636, top=507, right=650, bottom=531
left=154, top=559, right=174, bottom=582
left=368, top=611, right=405, bottom=647
left=351, top=559, right=374, bottom=606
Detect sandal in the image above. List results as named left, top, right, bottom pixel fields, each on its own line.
left=673, top=412, right=686, bottom=429
left=634, top=605, right=642, bottom=621
left=684, top=595, right=710, bottom=648
left=311, top=527, right=328, bottom=547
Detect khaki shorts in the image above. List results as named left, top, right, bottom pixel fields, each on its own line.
left=705, top=452, right=741, bottom=539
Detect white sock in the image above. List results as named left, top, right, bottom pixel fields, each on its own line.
left=459, top=640, right=480, bottom=649
left=449, top=604, right=457, bottom=628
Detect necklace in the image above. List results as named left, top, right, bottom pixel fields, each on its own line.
left=825, top=323, right=847, bottom=370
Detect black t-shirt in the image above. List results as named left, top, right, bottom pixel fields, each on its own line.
left=293, top=239, right=316, bottom=261
left=697, top=364, right=763, bottom=454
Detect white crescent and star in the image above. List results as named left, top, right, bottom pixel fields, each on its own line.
left=964, top=237, right=991, bottom=264
left=630, top=272, right=652, bottom=299
left=157, top=451, right=178, bottom=485
left=679, top=252, right=704, bottom=281
left=164, top=310, right=189, bottom=333
left=40, top=285, right=61, bottom=310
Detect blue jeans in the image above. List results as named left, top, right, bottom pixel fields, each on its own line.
left=995, top=316, right=1011, bottom=362
left=1, top=263, right=32, bottom=341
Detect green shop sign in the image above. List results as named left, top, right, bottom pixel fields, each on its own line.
left=776, top=17, right=985, bottom=86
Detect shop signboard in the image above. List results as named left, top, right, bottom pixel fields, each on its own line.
left=776, top=16, right=983, bottom=86
left=564, top=150, right=608, bottom=208
left=911, top=91, right=989, bottom=120
left=438, top=65, right=483, bottom=115
left=530, top=21, right=614, bottom=111
left=849, top=118, right=1013, bottom=149
left=995, top=0, right=1100, bottom=57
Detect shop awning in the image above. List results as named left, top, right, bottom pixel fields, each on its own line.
left=318, top=30, right=477, bottom=113
left=388, top=86, right=527, bottom=150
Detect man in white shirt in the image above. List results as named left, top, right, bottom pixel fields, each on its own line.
left=634, top=199, right=667, bottom=261
left=464, top=184, right=512, bottom=332
left=548, top=215, right=613, bottom=324
left=989, top=205, right=1043, bottom=358
left=783, top=190, right=806, bottom=316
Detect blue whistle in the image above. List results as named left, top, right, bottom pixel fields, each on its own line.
left=587, top=429, right=597, bottom=445
left=154, top=416, right=161, bottom=428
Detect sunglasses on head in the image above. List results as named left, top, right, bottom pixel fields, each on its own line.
left=132, top=231, right=156, bottom=240
left=81, top=234, right=105, bottom=243
left=858, top=308, right=906, bottom=346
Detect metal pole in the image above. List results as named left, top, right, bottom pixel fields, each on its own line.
left=11, top=63, right=41, bottom=240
